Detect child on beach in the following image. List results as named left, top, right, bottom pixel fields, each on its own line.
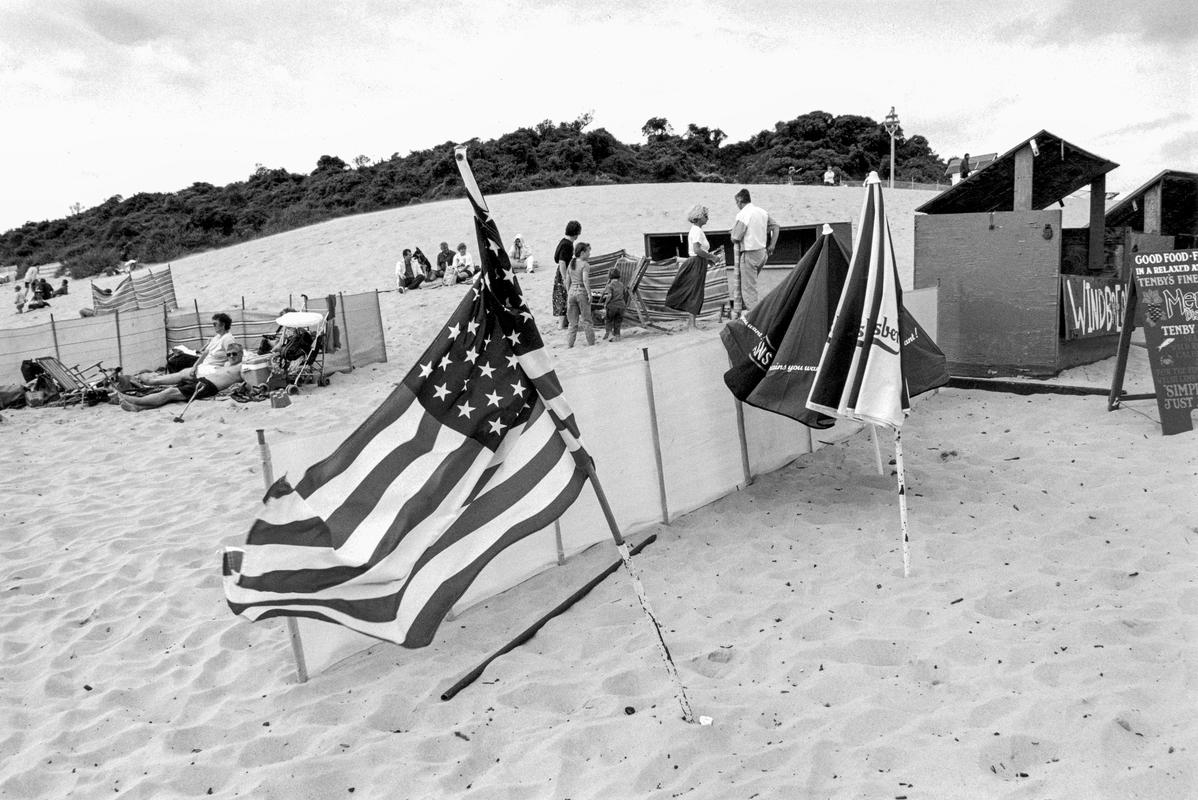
left=565, top=241, right=595, bottom=347
left=601, top=268, right=629, bottom=341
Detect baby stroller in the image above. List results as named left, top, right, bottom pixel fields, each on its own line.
left=269, top=311, right=328, bottom=393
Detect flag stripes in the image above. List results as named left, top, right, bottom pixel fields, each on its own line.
left=224, top=145, right=592, bottom=649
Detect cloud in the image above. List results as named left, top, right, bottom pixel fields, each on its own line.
left=79, top=2, right=166, bottom=46
left=994, top=0, right=1198, bottom=46
left=1100, top=112, right=1193, bottom=140
left=1159, top=129, right=1198, bottom=165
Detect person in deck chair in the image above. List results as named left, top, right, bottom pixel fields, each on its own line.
left=138, top=313, right=236, bottom=386
left=117, top=343, right=243, bottom=411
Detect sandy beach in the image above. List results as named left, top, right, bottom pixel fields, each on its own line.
left=1, top=183, right=1193, bottom=799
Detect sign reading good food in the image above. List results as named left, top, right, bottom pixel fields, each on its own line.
left=1061, top=275, right=1127, bottom=340
left=1132, top=249, right=1198, bottom=435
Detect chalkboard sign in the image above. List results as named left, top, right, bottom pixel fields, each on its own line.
left=1061, top=274, right=1126, bottom=340
left=1132, top=249, right=1198, bottom=435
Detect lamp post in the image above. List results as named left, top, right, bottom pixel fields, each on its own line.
left=882, top=106, right=900, bottom=189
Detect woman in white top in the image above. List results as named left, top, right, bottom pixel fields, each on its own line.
left=665, top=204, right=717, bottom=329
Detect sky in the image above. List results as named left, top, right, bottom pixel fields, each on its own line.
left=1, top=0, right=1195, bottom=232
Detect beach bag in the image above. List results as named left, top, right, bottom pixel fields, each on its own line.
left=0, top=384, right=26, bottom=409
left=167, top=350, right=198, bottom=372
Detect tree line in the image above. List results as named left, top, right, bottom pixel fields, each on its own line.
left=0, top=111, right=947, bottom=278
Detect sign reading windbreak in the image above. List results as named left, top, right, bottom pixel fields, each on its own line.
left=1132, top=249, right=1198, bottom=435
left=1061, top=275, right=1126, bottom=340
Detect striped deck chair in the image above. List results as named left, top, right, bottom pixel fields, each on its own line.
left=628, top=249, right=729, bottom=328
left=585, top=250, right=644, bottom=323
left=34, top=356, right=105, bottom=405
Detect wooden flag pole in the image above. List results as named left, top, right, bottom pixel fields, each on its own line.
left=256, top=428, right=310, bottom=683
left=582, top=458, right=696, bottom=723
left=894, top=428, right=911, bottom=578
left=869, top=424, right=885, bottom=475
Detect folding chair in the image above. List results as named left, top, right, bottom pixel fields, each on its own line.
left=33, top=357, right=106, bottom=406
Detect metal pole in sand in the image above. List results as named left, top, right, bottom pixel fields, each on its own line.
left=641, top=348, right=670, bottom=524
left=869, top=424, right=885, bottom=475
left=894, top=427, right=911, bottom=578
left=255, top=428, right=310, bottom=683
left=583, top=457, right=696, bottom=723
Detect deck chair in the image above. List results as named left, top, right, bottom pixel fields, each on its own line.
left=33, top=357, right=106, bottom=406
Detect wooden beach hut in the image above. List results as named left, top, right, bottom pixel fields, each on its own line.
left=643, top=222, right=852, bottom=271
left=1104, top=169, right=1198, bottom=251
left=913, top=131, right=1121, bottom=377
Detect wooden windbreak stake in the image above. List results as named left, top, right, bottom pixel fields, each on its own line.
left=553, top=519, right=566, bottom=566
left=869, top=424, right=885, bottom=475
left=255, top=428, right=310, bottom=683
left=641, top=348, right=670, bottom=524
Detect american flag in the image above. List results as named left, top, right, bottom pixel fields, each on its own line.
left=222, top=146, right=591, bottom=648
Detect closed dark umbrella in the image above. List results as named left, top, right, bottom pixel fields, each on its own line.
left=721, top=224, right=851, bottom=428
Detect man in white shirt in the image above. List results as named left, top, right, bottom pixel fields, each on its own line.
left=823, top=165, right=836, bottom=186
left=395, top=249, right=426, bottom=292
left=728, top=189, right=780, bottom=317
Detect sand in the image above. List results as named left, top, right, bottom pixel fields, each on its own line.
left=1, top=183, right=1193, bottom=799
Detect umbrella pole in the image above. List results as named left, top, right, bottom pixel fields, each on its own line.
left=583, top=457, right=697, bottom=724
left=869, top=424, right=885, bottom=475
left=894, top=428, right=911, bottom=578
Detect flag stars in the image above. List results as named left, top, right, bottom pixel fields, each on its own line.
left=510, top=380, right=525, bottom=397
left=467, top=319, right=479, bottom=336
left=485, top=390, right=503, bottom=408
left=506, top=354, right=519, bottom=369
left=505, top=331, right=521, bottom=346
left=487, top=418, right=508, bottom=435
left=457, top=400, right=476, bottom=419
left=432, top=383, right=450, bottom=401
left=418, top=361, right=433, bottom=378
left=438, top=353, right=454, bottom=372
left=447, top=323, right=461, bottom=340
left=465, top=349, right=481, bottom=364
left=478, top=362, right=496, bottom=379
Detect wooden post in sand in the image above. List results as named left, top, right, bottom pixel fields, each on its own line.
left=553, top=519, right=566, bottom=566
left=192, top=300, right=204, bottom=350
left=338, top=292, right=355, bottom=370
left=255, top=428, right=310, bottom=683
left=49, top=314, right=62, bottom=360
left=583, top=458, right=697, bottom=723
left=114, top=309, right=124, bottom=369
left=641, top=348, right=670, bottom=524
left=869, top=425, right=885, bottom=475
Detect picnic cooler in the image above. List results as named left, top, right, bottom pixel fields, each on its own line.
left=241, top=353, right=272, bottom=387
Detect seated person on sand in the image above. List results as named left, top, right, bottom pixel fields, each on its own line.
left=435, top=242, right=454, bottom=282
left=139, top=313, right=236, bottom=386
left=449, top=242, right=476, bottom=284
left=396, top=249, right=426, bottom=292
left=257, top=308, right=296, bottom=355
left=118, top=343, right=243, bottom=412
left=53, top=278, right=69, bottom=296
left=510, top=235, right=535, bottom=272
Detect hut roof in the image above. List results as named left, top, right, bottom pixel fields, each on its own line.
left=917, top=131, right=1117, bottom=215
left=1104, top=170, right=1198, bottom=233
